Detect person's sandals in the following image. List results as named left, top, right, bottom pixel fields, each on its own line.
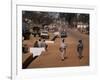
left=78, top=56, right=83, bottom=59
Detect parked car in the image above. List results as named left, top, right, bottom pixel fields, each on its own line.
left=40, top=31, right=49, bottom=39
left=60, top=31, right=67, bottom=38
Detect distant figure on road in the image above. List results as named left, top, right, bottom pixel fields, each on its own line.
left=77, top=39, right=83, bottom=59
left=59, top=39, right=67, bottom=61
left=41, top=39, right=48, bottom=51
left=34, top=40, right=38, bottom=47
left=38, top=39, right=42, bottom=47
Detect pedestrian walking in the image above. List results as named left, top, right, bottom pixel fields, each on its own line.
left=34, top=40, right=38, bottom=47
left=59, top=39, right=67, bottom=61
left=38, top=39, right=42, bottom=47
left=41, top=39, right=48, bottom=51
left=77, top=39, right=83, bottom=59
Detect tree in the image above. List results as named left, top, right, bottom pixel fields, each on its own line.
left=78, top=14, right=89, bottom=24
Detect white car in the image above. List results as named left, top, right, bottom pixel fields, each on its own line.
left=40, top=31, right=49, bottom=39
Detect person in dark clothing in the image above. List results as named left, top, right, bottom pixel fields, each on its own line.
left=77, top=40, right=83, bottom=59
left=22, top=44, right=28, bottom=53
left=34, top=41, right=38, bottom=47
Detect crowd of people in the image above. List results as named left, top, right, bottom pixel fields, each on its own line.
left=34, top=39, right=48, bottom=51
left=22, top=37, right=84, bottom=61
left=22, top=30, right=84, bottom=61
left=33, top=38, right=84, bottom=61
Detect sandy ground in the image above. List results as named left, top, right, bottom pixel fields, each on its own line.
left=23, top=29, right=89, bottom=69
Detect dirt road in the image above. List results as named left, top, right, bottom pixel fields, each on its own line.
left=26, top=29, right=89, bottom=68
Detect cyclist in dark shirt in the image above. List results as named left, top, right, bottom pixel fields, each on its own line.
left=77, top=40, right=83, bottom=59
